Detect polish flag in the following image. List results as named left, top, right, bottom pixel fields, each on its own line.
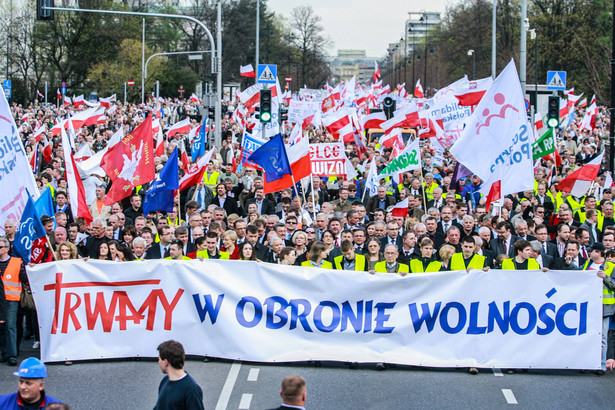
left=179, top=149, right=215, bottom=191
left=373, top=62, right=381, bottom=82
left=32, top=125, right=47, bottom=143
left=190, top=93, right=200, bottom=105
left=567, top=93, right=583, bottom=107
left=63, top=96, right=72, bottom=106
left=484, top=180, right=502, bottom=212
left=322, top=110, right=352, bottom=141
left=61, top=127, right=93, bottom=224
left=36, top=90, right=44, bottom=100
left=152, top=118, right=161, bottom=135
left=155, top=126, right=165, bottom=157
left=361, top=111, right=386, bottom=130
left=565, top=87, right=574, bottom=96
left=414, top=79, right=424, bottom=98
left=56, top=89, right=61, bottom=100
left=30, top=146, right=39, bottom=173
left=578, top=98, right=588, bottom=108
left=179, top=139, right=190, bottom=174
left=100, top=94, right=116, bottom=108
left=590, top=94, right=596, bottom=106
left=240, top=64, right=256, bottom=78
left=556, top=152, right=604, bottom=197
left=534, top=112, right=544, bottom=133
left=379, top=128, right=404, bottom=151
left=239, top=83, right=264, bottom=113
left=381, top=103, right=420, bottom=132
left=390, top=198, right=409, bottom=218
left=605, top=171, right=615, bottom=189
left=74, top=144, right=93, bottom=162
left=73, top=95, right=85, bottom=108
left=455, top=76, right=493, bottom=106
left=166, top=118, right=191, bottom=138
left=263, top=136, right=311, bottom=194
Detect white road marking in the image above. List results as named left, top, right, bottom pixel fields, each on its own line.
left=238, top=393, right=253, bottom=409
left=492, top=368, right=503, bottom=376
left=215, top=361, right=242, bottom=410
left=502, top=389, right=518, bottom=404
left=247, top=368, right=260, bottom=381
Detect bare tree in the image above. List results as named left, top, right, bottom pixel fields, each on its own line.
left=290, top=5, right=331, bottom=88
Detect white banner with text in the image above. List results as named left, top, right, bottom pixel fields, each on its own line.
left=28, top=260, right=603, bottom=369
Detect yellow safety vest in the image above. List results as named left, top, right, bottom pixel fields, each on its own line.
left=374, top=261, right=410, bottom=274
left=2, top=257, right=23, bottom=302
left=301, top=260, right=333, bottom=269
left=501, top=258, right=540, bottom=270
left=575, top=209, right=602, bottom=224
left=449, top=253, right=486, bottom=270
left=565, top=196, right=583, bottom=214
left=203, top=171, right=220, bottom=193
left=166, top=217, right=185, bottom=226
left=423, top=182, right=439, bottom=201
left=333, top=254, right=367, bottom=271
left=163, top=256, right=192, bottom=260
left=409, top=259, right=442, bottom=273
left=582, top=260, right=615, bottom=305
left=196, top=249, right=230, bottom=259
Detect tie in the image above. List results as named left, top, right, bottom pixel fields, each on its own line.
left=542, top=243, right=547, bottom=255
left=503, top=241, right=507, bottom=254
left=444, top=223, right=449, bottom=232
left=163, top=246, right=170, bottom=258
left=335, top=238, right=339, bottom=247
left=582, top=247, right=588, bottom=259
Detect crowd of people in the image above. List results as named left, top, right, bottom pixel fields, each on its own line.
left=0, top=90, right=614, bottom=375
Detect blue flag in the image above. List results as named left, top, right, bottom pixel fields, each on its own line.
left=191, top=120, right=207, bottom=161
left=34, top=187, right=55, bottom=219
left=13, top=195, right=47, bottom=263
left=143, top=147, right=180, bottom=216
left=247, top=134, right=291, bottom=182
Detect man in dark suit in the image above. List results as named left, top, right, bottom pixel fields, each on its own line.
left=397, top=230, right=421, bottom=265
left=553, top=239, right=586, bottom=269
left=366, top=186, right=396, bottom=216
left=579, top=209, right=602, bottom=245
left=424, top=216, right=445, bottom=249
left=436, top=205, right=462, bottom=234
left=490, top=221, right=519, bottom=258
left=211, top=183, right=240, bottom=216
left=530, top=240, right=555, bottom=269
left=245, top=187, right=276, bottom=216
left=270, top=375, right=306, bottom=410
left=145, top=226, right=174, bottom=259
left=379, top=221, right=403, bottom=250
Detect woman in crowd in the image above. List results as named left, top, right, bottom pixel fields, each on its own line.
left=410, top=237, right=442, bottom=273
left=221, top=230, right=240, bottom=260
left=239, top=242, right=258, bottom=261
left=300, top=240, right=333, bottom=269
left=438, top=244, right=456, bottom=271
left=97, top=242, right=111, bottom=260
left=121, top=226, right=138, bottom=247
left=116, top=243, right=135, bottom=261
left=280, top=247, right=298, bottom=266
left=108, top=240, right=120, bottom=261
left=365, top=237, right=384, bottom=271
left=56, top=241, right=78, bottom=260
left=291, top=231, right=308, bottom=258
left=247, top=211, right=260, bottom=225
left=321, top=229, right=342, bottom=261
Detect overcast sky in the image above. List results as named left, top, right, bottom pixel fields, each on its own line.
left=267, top=0, right=451, bottom=58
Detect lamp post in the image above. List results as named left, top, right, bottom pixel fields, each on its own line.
left=529, top=29, right=538, bottom=115
left=404, top=22, right=409, bottom=86
left=467, top=49, right=475, bottom=80
left=421, top=12, right=427, bottom=91
left=411, top=27, right=416, bottom=89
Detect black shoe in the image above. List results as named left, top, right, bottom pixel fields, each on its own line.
left=595, top=370, right=606, bottom=376
left=7, top=358, right=17, bottom=366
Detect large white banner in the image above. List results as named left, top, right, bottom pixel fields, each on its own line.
left=28, top=260, right=603, bottom=369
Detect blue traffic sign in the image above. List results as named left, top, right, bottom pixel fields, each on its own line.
left=547, top=71, right=567, bottom=90
left=3, top=80, right=11, bottom=99
left=61, top=87, right=66, bottom=95
left=257, top=64, right=277, bottom=84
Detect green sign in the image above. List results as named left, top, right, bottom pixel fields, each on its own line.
left=532, top=128, right=555, bottom=160
left=379, top=140, right=421, bottom=178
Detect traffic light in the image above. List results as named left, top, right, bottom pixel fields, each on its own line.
left=280, top=107, right=288, bottom=122
left=207, top=107, right=215, bottom=121
left=37, top=0, right=54, bottom=20
left=383, top=96, right=396, bottom=120
left=547, top=96, right=560, bottom=128
left=259, top=89, right=272, bottom=123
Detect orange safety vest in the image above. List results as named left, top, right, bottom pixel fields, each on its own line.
left=2, top=257, right=23, bottom=302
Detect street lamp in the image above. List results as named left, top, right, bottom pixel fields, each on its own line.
left=529, top=29, right=538, bottom=115
left=467, top=49, right=475, bottom=80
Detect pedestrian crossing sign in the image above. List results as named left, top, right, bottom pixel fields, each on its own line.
left=257, top=64, right=277, bottom=84
left=547, top=71, right=566, bottom=90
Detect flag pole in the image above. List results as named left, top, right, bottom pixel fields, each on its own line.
left=419, top=165, right=428, bottom=212
left=310, top=173, right=317, bottom=221
left=45, top=235, right=58, bottom=261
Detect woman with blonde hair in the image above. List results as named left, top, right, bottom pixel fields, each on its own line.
left=56, top=241, right=78, bottom=260
left=438, top=244, right=456, bottom=271
left=221, top=230, right=240, bottom=260
left=291, top=230, right=309, bottom=257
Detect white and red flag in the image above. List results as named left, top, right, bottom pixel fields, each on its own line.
left=414, top=79, right=424, bottom=98
left=100, top=116, right=155, bottom=205
left=73, top=95, right=85, bottom=108
left=60, top=127, right=93, bottom=224
left=263, top=135, right=311, bottom=194
left=63, top=96, right=72, bottom=106
left=322, top=109, right=352, bottom=142
left=179, top=148, right=215, bottom=191
left=240, top=64, right=256, bottom=78
left=454, top=76, right=493, bottom=106
left=381, top=103, right=420, bottom=132
left=36, top=90, right=44, bottom=100
left=190, top=93, right=200, bottom=105
left=390, top=198, right=409, bottom=218
left=372, top=62, right=381, bottom=83
left=166, top=118, right=191, bottom=138
left=99, top=94, right=116, bottom=108
left=360, top=111, right=386, bottom=130
left=556, top=152, right=604, bottom=197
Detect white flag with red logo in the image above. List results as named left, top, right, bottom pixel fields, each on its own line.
left=450, top=60, right=534, bottom=197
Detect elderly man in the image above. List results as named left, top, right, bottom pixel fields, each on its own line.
left=0, top=357, right=62, bottom=408
left=373, top=244, right=409, bottom=275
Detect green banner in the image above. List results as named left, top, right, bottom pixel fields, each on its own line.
left=378, top=139, right=421, bottom=178
left=532, top=128, right=555, bottom=160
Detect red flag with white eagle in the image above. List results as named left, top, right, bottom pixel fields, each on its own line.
left=414, top=80, right=424, bottom=98
left=240, top=64, right=256, bottom=78
left=556, top=152, right=603, bottom=197
left=61, top=127, right=93, bottom=224
left=101, top=116, right=155, bottom=205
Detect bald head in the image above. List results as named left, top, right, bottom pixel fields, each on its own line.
left=280, top=375, right=306, bottom=406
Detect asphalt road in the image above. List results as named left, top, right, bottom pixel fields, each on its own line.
left=1, top=339, right=614, bottom=410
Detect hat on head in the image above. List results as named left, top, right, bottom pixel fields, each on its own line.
left=589, top=242, right=605, bottom=252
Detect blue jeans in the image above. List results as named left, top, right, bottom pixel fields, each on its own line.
left=0, top=301, right=19, bottom=359
left=602, top=316, right=611, bottom=371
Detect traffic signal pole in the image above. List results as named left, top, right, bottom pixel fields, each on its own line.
left=40, top=4, right=222, bottom=146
